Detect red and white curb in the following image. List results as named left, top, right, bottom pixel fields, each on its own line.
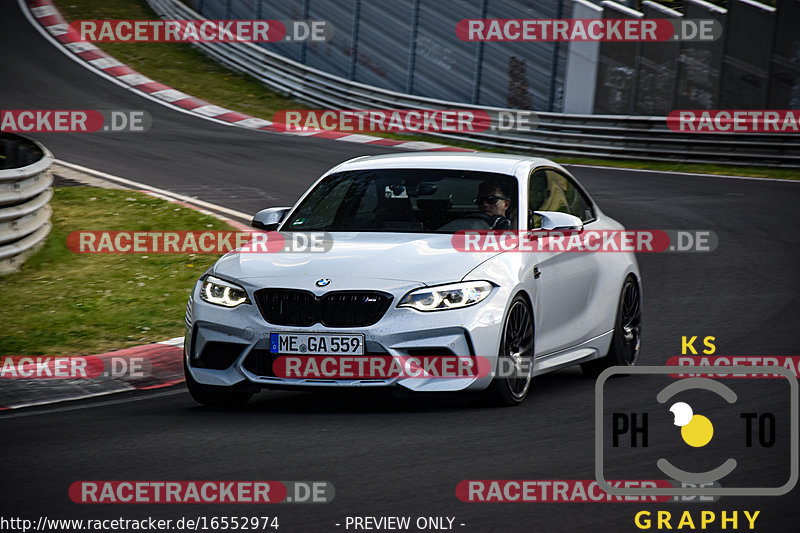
left=0, top=338, right=185, bottom=410
left=23, top=0, right=470, bottom=153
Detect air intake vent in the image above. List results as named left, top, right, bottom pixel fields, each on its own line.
left=254, top=289, right=392, bottom=327
left=193, top=341, right=245, bottom=370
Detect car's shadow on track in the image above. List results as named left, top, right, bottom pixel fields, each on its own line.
left=180, top=368, right=595, bottom=415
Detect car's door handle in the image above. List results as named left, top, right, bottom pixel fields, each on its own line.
left=533, top=266, right=541, bottom=279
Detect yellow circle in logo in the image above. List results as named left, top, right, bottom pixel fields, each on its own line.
left=681, top=414, right=714, bottom=447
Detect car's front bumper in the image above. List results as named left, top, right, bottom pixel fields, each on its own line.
left=184, top=277, right=508, bottom=393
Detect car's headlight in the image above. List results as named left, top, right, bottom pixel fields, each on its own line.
left=200, top=275, right=250, bottom=307
left=398, top=281, right=493, bottom=311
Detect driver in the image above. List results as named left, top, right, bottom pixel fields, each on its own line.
left=474, top=181, right=512, bottom=230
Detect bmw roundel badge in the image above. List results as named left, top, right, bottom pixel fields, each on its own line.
left=316, top=278, right=331, bottom=287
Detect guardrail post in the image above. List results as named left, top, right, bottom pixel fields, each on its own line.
left=405, top=0, right=421, bottom=94
left=547, top=0, right=564, bottom=112
left=348, top=0, right=362, bottom=81
left=300, top=0, right=310, bottom=64
left=470, top=0, right=488, bottom=105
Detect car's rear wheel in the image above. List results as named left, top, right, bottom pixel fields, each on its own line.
left=581, top=275, right=641, bottom=377
left=184, top=359, right=253, bottom=407
left=485, top=295, right=534, bottom=406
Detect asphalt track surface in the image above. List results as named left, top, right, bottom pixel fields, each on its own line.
left=2, top=1, right=799, bottom=531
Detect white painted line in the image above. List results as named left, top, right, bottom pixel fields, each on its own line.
left=30, top=4, right=57, bottom=17
left=0, top=390, right=186, bottom=419
left=64, top=41, right=98, bottom=53
left=394, top=141, right=448, bottom=150
left=46, top=23, right=68, bottom=35
left=88, top=57, right=123, bottom=70
left=336, top=134, right=385, bottom=143
left=284, top=130, right=323, bottom=136
left=55, top=159, right=254, bottom=222
left=158, top=337, right=186, bottom=346
left=139, top=190, right=254, bottom=231
left=3, top=383, right=134, bottom=411
left=234, top=117, right=273, bottom=128
left=193, top=104, right=233, bottom=117
left=117, top=73, right=156, bottom=86
left=564, top=164, right=799, bottom=183
left=151, top=88, right=193, bottom=102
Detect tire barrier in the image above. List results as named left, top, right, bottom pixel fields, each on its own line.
left=0, top=134, right=53, bottom=274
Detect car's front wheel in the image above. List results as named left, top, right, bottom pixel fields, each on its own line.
left=581, top=275, right=641, bottom=377
left=184, top=359, right=253, bottom=407
left=484, top=295, right=534, bottom=406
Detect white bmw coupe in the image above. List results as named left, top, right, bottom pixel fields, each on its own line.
left=184, top=153, right=641, bottom=406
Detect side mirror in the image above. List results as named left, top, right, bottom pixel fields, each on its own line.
left=251, top=207, right=291, bottom=231
left=532, top=211, right=583, bottom=231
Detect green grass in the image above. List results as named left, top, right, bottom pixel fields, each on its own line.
left=0, top=187, right=233, bottom=356
left=50, top=0, right=798, bottom=180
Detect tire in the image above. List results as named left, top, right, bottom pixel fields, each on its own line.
left=184, top=359, right=253, bottom=407
left=484, top=295, right=535, bottom=406
left=581, top=275, right=641, bottom=377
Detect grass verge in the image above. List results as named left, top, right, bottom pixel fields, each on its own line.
left=0, top=187, right=232, bottom=356
left=50, top=0, right=798, bottom=180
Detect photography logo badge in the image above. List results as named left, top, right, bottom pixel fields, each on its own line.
left=595, top=366, right=798, bottom=497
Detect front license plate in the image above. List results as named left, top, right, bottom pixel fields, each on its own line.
left=269, top=332, right=365, bottom=355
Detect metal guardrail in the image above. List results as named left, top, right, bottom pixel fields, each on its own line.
left=0, top=134, right=53, bottom=274
left=148, top=0, right=800, bottom=167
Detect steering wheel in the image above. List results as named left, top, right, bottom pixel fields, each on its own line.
left=460, top=212, right=511, bottom=230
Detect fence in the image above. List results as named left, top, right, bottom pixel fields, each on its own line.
left=149, top=0, right=800, bottom=166
left=188, top=0, right=570, bottom=112
left=587, top=0, right=800, bottom=115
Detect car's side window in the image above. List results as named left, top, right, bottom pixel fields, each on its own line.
left=546, top=170, right=595, bottom=222
left=528, top=169, right=569, bottom=228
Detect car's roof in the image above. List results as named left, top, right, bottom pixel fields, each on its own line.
left=331, top=152, right=557, bottom=175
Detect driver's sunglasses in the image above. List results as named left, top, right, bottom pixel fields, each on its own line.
left=474, top=195, right=507, bottom=205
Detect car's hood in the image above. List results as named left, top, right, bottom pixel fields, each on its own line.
left=212, top=232, right=501, bottom=286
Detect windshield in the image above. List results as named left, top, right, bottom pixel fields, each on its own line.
left=283, top=169, right=518, bottom=233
